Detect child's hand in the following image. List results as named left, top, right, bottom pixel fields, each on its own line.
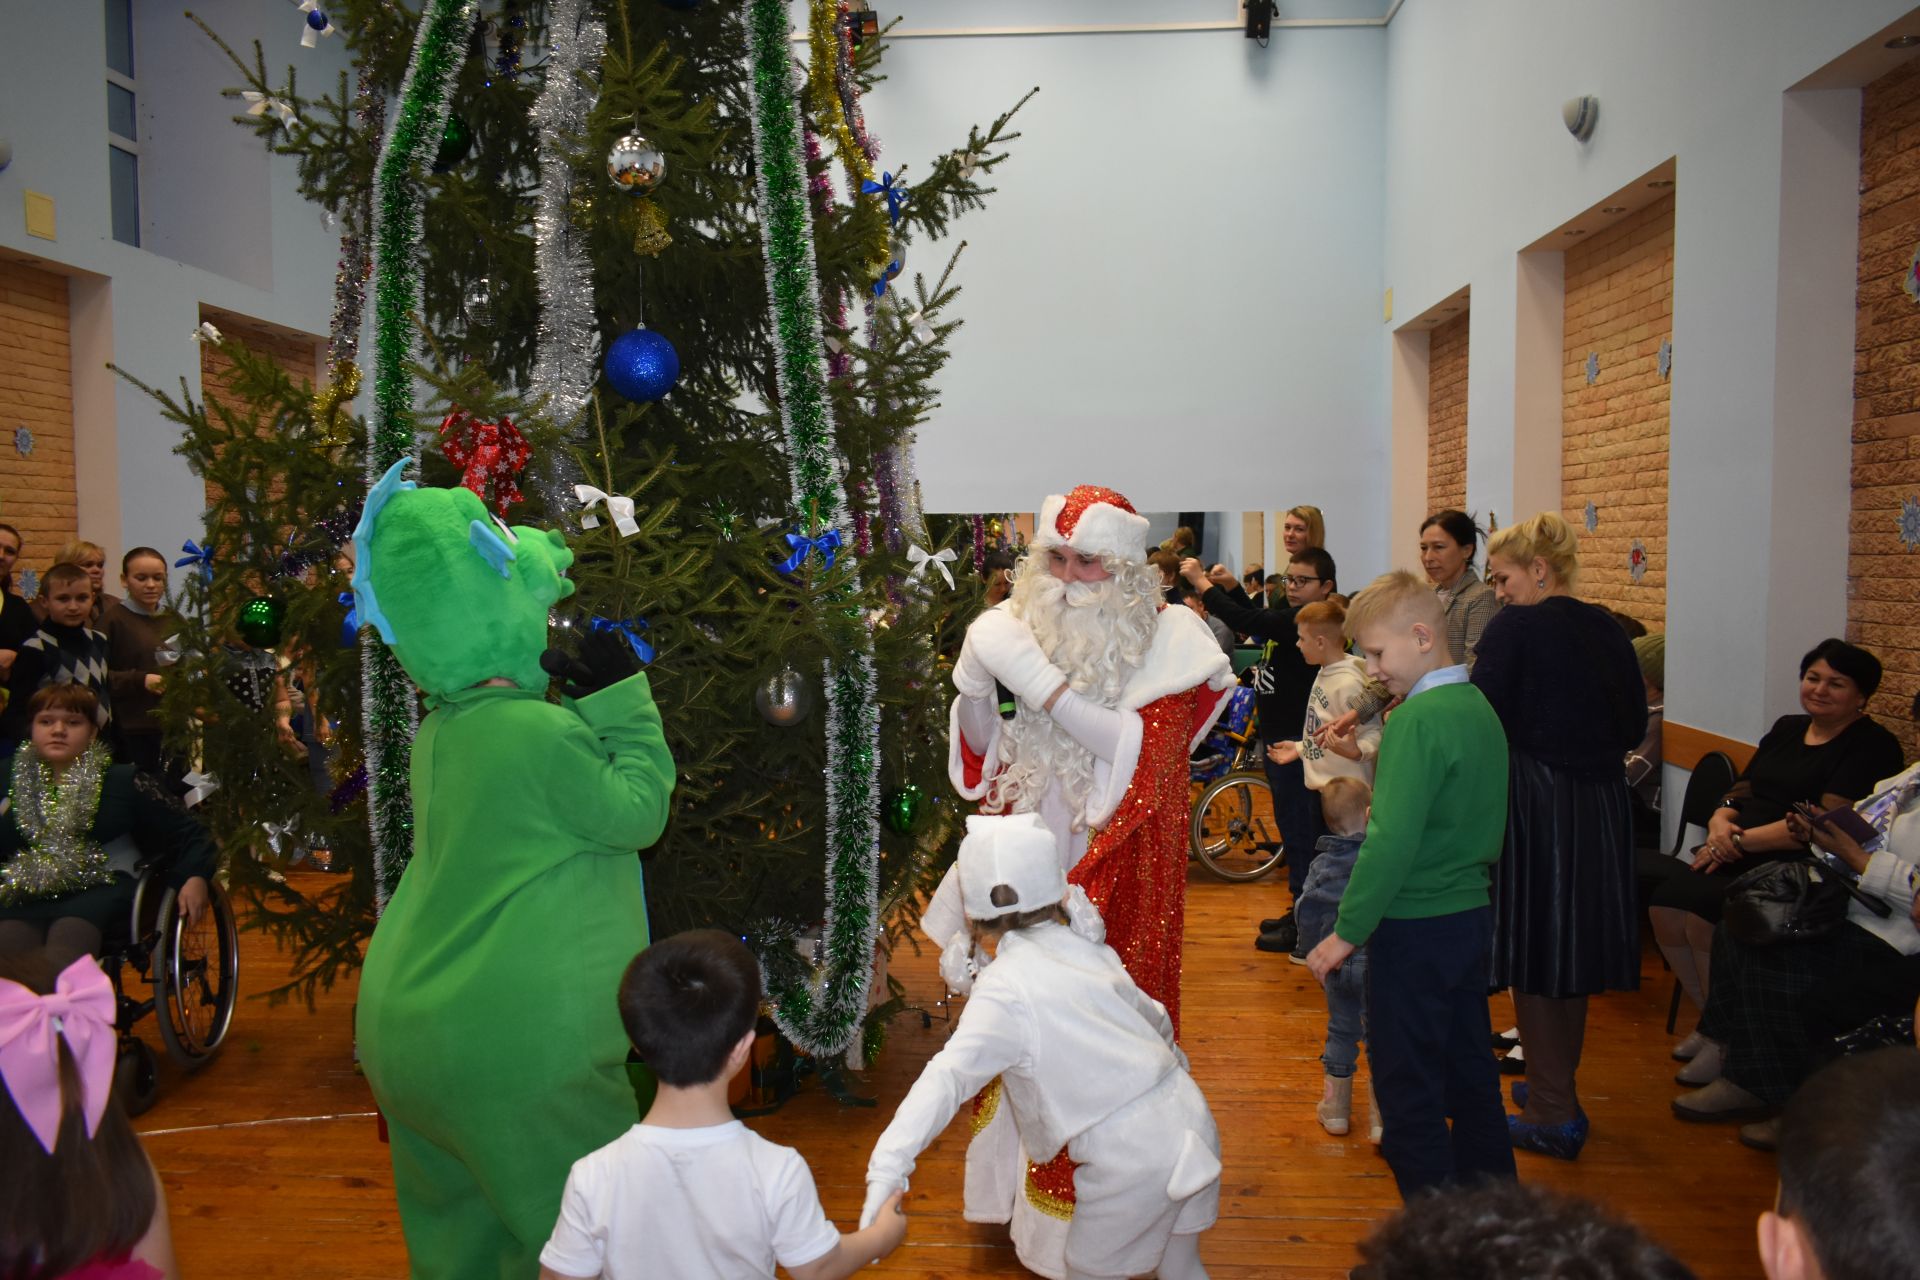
left=1313, top=710, right=1360, bottom=745
left=1266, top=740, right=1300, bottom=766
left=859, top=1180, right=900, bottom=1231
left=1306, top=934, right=1355, bottom=986
left=1322, top=720, right=1361, bottom=760
left=867, top=1190, right=907, bottom=1258
left=144, top=673, right=164, bottom=694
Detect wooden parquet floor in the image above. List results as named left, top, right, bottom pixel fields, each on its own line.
left=139, top=868, right=1777, bottom=1278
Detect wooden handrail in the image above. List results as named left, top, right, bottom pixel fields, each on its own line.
left=1663, top=720, right=1757, bottom=773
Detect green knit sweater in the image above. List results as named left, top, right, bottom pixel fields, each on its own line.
left=1333, top=680, right=1509, bottom=946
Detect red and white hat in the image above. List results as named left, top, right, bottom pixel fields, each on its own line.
left=1030, top=484, right=1150, bottom=564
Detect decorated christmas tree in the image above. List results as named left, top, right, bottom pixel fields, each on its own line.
left=125, top=0, right=1032, bottom=1061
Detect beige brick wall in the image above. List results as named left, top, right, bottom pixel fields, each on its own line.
left=1850, top=57, right=1920, bottom=756
left=0, top=255, right=77, bottom=583
left=197, top=308, right=322, bottom=516
left=1426, top=311, right=1469, bottom=514
left=1561, top=193, right=1673, bottom=629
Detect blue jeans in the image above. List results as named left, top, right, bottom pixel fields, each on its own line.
left=1263, top=755, right=1324, bottom=899
left=1366, top=907, right=1517, bottom=1199
left=1323, top=948, right=1368, bottom=1077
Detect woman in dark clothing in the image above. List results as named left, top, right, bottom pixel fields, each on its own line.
left=1473, top=511, right=1648, bottom=1160
left=1651, top=638, right=1902, bottom=1084
left=0, top=684, right=214, bottom=966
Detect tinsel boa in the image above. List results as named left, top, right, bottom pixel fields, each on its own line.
left=1, top=744, right=111, bottom=905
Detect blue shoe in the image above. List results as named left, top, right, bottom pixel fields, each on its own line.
left=1507, top=1107, right=1590, bottom=1161
left=1510, top=1081, right=1527, bottom=1110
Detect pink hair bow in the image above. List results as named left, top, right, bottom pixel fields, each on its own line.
left=0, top=955, right=117, bottom=1153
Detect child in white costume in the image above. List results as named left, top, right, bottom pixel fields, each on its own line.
left=862, top=814, right=1221, bottom=1280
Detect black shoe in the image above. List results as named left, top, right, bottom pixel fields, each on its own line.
left=1255, top=930, right=1295, bottom=953
left=1497, top=1050, right=1527, bottom=1076
left=1260, top=912, right=1299, bottom=951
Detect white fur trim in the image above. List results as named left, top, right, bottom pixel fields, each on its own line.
left=1082, top=708, right=1143, bottom=830
left=948, top=696, right=1002, bottom=800
left=1122, top=606, right=1235, bottom=711
left=1030, top=491, right=1151, bottom=563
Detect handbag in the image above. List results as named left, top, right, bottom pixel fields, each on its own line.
left=1722, top=858, right=1851, bottom=946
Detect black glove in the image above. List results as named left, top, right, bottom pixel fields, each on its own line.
left=540, top=628, right=641, bottom=700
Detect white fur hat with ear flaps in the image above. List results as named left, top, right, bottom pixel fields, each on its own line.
left=1029, top=484, right=1151, bottom=565
left=959, top=813, right=1066, bottom=921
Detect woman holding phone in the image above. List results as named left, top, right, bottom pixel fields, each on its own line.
left=1649, top=638, right=1902, bottom=1084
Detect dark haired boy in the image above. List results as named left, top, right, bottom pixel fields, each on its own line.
left=0, top=562, right=110, bottom=752
left=1759, top=1047, right=1920, bottom=1280
left=538, top=930, right=906, bottom=1280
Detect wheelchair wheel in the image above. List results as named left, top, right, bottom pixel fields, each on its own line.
left=115, top=1039, right=159, bottom=1117
left=1191, top=770, right=1285, bottom=882
left=153, top=879, right=239, bottom=1068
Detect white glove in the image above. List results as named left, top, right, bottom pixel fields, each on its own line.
left=860, top=1178, right=904, bottom=1230
left=939, top=932, right=979, bottom=994
left=962, top=608, right=1067, bottom=706
left=952, top=624, right=996, bottom=700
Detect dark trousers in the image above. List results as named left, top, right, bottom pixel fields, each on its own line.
left=1366, top=907, right=1517, bottom=1199
left=1265, top=754, right=1324, bottom=900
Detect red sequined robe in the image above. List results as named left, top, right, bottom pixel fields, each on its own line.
left=936, top=605, right=1232, bottom=1278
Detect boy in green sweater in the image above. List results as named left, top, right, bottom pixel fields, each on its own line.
left=1305, top=570, right=1516, bottom=1197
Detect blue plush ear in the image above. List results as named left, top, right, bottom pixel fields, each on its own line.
left=350, top=458, right=416, bottom=643
left=468, top=519, right=518, bottom=579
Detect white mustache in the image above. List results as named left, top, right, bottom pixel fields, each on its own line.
left=1062, top=581, right=1103, bottom=607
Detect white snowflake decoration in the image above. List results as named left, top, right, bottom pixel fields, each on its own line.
left=1583, top=501, right=1598, bottom=533
left=12, top=426, right=31, bottom=457
left=1657, top=338, right=1672, bottom=380
left=1585, top=351, right=1600, bottom=385
left=18, top=568, right=37, bottom=598
left=1900, top=495, right=1920, bottom=551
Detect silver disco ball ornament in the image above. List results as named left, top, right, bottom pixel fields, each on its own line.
left=464, top=276, right=493, bottom=328
left=607, top=133, right=667, bottom=194
left=754, top=666, right=813, bottom=727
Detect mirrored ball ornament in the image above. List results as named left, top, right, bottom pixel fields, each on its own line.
left=464, top=276, right=493, bottom=328
left=883, top=784, right=925, bottom=835
left=754, top=666, right=813, bottom=727
left=607, top=133, right=667, bottom=194
left=432, top=115, right=473, bottom=173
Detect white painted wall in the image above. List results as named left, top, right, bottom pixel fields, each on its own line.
left=866, top=0, right=1393, bottom=580
left=0, top=0, right=344, bottom=584
left=1381, top=0, right=1913, bottom=756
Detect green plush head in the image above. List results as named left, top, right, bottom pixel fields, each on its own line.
left=351, top=460, right=574, bottom=696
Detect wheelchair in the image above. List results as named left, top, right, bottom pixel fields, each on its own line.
left=99, top=861, right=241, bottom=1115
left=1188, top=687, right=1286, bottom=882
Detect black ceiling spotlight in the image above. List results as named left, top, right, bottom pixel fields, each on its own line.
left=848, top=9, right=880, bottom=47
left=1245, top=0, right=1276, bottom=43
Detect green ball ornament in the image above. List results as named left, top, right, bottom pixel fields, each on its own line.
left=883, top=785, right=925, bottom=835
left=432, top=114, right=474, bottom=173
left=237, top=596, right=287, bottom=649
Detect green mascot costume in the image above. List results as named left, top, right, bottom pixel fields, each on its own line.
left=351, top=460, right=675, bottom=1278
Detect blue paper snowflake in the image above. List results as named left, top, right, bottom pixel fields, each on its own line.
left=17, top=568, right=36, bottom=598
left=1585, top=352, right=1600, bottom=385
left=1900, top=495, right=1920, bottom=551
left=1584, top=501, right=1598, bottom=533
left=12, top=426, right=31, bottom=457
left=1657, top=339, right=1672, bottom=380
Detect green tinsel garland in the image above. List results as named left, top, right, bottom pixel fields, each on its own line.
left=364, top=0, right=475, bottom=904
left=743, top=0, right=884, bottom=1060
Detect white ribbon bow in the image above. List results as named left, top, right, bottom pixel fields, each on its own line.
left=241, top=91, right=297, bottom=128
left=182, top=770, right=219, bottom=808
left=297, top=0, right=335, bottom=47
left=191, top=321, right=223, bottom=346
left=904, top=309, right=935, bottom=346
left=954, top=149, right=984, bottom=180
left=906, top=545, right=957, bottom=589
left=575, top=484, right=640, bottom=538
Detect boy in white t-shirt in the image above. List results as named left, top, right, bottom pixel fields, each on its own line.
left=539, top=931, right=906, bottom=1280
left=1261, top=600, right=1384, bottom=958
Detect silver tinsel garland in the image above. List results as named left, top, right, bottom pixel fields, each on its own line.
left=1, top=743, right=111, bottom=904
left=527, top=0, right=608, bottom=516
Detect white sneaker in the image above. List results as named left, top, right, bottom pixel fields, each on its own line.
left=1364, top=1078, right=1383, bottom=1144
left=1317, top=1074, right=1352, bottom=1136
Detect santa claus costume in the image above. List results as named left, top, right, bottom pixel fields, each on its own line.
left=921, top=485, right=1233, bottom=1278
left=869, top=814, right=1221, bottom=1280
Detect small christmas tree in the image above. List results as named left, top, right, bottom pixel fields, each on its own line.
left=131, top=0, right=1031, bottom=1056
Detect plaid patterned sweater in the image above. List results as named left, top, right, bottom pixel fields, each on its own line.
left=0, top=620, right=112, bottom=739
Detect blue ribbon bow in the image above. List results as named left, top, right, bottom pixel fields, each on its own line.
left=338, top=591, right=360, bottom=647
left=174, top=539, right=214, bottom=583
left=870, top=257, right=904, bottom=299
left=776, top=528, right=843, bottom=575
left=590, top=615, right=654, bottom=665
left=861, top=171, right=908, bottom=225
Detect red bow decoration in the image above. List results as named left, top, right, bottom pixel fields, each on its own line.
left=438, top=409, right=531, bottom=516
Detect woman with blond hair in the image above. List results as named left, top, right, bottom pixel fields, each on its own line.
left=1471, top=511, right=1647, bottom=1161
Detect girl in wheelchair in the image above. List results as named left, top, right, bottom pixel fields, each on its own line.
left=0, top=948, right=181, bottom=1278
left=0, top=686, right=214, bottom=967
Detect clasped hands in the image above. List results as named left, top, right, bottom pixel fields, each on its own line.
left=954, top=608, right=1068, bottom=710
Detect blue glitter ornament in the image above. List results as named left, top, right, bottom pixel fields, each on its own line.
left=307, top=8, right=329, bottom=30
left=605, top=328, right=681, bottom=402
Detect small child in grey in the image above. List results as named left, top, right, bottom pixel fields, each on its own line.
left=1294, top=774, right=1376, bottom=1139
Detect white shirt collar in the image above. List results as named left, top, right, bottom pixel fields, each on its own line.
left=1406, top=663, right=1470, bottom=700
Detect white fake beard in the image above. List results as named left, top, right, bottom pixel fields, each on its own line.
left=990, top=556, right=1160, bottom=825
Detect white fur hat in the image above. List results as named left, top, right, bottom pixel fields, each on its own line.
left=959, top=813, right=1066, bottom=921
left=1030, top=485, right=1150, bottom=564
